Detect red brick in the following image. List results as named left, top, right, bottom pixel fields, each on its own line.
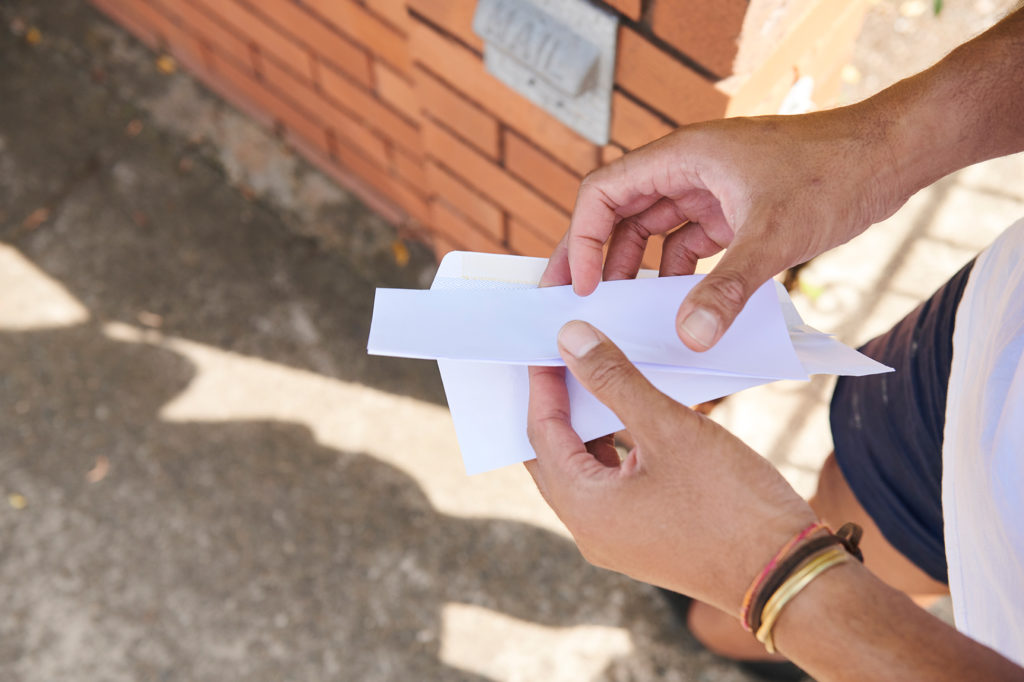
left=334, top=113, right=397, bottom=168
left=610, top=90, right=675, bottom=150
left=303, top=0, right=412, bottom=74
left=192, top=49, right=277, bottom=129
left=364, top=0, right=411, bottom=34
left=187, top=0, right=315, bottom=80
left=332, top=110, right=393, bottom=166
left=258, top=56, right=392, bottom=164
left=423, top=120, right=569, bottom=239
left=650, top=0, right=747, bottom=78
left=108, top=0, right=175, bottom=43
left=168, top=0, right=255, bottom=71
left=196, top=41, right=217, bottom=74
left=127, top=0, right=196, bottom=54
left=318, top=62, right=422, bottom=156
left=206, top=48, right=332, bottom=156
left=601, top=144, right=626, bottom=165
left=392, top=149, right=428, bottom=191
left=91, top=0, right=162, bottom=49
left=431, top=199, right=507, bottom=254
left=603, top=0, right=642, bottom=22
left=299, top=130, right=417, bottom=228
left=290, top=130, right=409, bottom=226
left=214, top=59, right=334, bottom=166
left=503, top=130, right=579, bottom=213
left=374, top=61, right=418, bottom=115
left=159, top=17, right=209, bottom=76
left=256, top=38, right=312, bottom=89
left=389, top=178, right=432, bottom=225
left=425, top=162, right=504, bottom=239
left=109, top=0, right=211, bottom=76
left=508, top=215, right=559, bottom=258
left=281, top=108, right=331, bottom=156
left=615, top=26, right=728, bottom=124
left=431, top=230, right=462, bottom=260
left=259, top=56, right=321, bottom=116
left=233, top=0, right=373, bottom=86
left=333, top=136, right=410, bottom=209
left=407, top=0, right=483, bottom=51
left=330, top=130, right=429, bottom=224
left=416, top=67, right=499, bottom=158
left=409, top=20, right=599, bottom=175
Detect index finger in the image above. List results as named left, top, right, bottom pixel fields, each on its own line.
left=539, top=233, right=572, bottom=288
left=567, top=155, right=669, bottom=296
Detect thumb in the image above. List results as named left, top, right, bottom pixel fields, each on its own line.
left=557, top=320, right=687, bottom=437
left=675, top=240, right=778, bottom=351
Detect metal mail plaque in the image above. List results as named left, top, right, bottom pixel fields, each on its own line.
left=473, top=0, right=617, bottom=145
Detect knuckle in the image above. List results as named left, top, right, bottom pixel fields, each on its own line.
left=584, top=353, right=632, bottom=397
left=526, top=413, right=569, bottom=451
left=620, top=216, right=651, bottom=240
left=579, top=175, right=619, bottom=213
left=577, top=174, right=605, bottom=202
left=707, top=272, right=749, bottom=312
left=664, top=230, right=699, bottom=263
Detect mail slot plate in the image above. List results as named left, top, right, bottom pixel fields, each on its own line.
left=473, top=0, right=617, bottom=145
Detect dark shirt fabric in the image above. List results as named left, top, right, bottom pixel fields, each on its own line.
left=830, top=258, right=976, bottom=584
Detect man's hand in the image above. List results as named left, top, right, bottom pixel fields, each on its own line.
left=525, top=321, right=1024, bottom=681
left=550, top=108, right=906, bottom=352
left=525, top=320, right=816, bottom=613
left=554, top=5, right=1024, bottom=352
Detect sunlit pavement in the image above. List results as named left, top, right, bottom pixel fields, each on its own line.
left=1, top=1, right=1021, bottom=681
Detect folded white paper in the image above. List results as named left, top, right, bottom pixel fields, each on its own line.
left=368, top=252, right=891, bottom=475
left=371, top=275, right=808, bottom=380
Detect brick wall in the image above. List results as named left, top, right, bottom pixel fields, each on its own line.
left=90, top=0, right=867, bottom=264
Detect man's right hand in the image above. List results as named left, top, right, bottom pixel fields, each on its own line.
left=554, top=105, right=908, bottom=351
left=556, top=3, right=1024, bottom=352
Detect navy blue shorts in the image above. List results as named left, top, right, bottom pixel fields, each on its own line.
left=829, top=258, right=975, bottom=585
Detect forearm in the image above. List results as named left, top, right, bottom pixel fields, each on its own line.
left=773, top=559, right=1023, bottom=680
left=859, top=8, right=1024, bottom=205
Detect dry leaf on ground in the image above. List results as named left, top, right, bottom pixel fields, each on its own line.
left=86, top=456, right=110, bottom=484
left=21, top=207, right=50, bottom=230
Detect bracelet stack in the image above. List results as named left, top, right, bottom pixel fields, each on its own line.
left=739, top=521, right=864, bottom=653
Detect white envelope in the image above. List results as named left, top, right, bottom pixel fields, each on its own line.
left=368, top=251, right=891, bottom=475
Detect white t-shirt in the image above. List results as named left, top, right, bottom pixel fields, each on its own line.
left=943, top=217, right=1024, bottom=666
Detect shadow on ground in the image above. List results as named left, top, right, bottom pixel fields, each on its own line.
left=0, top=324, right=687, bottom=680
left=0, top=3, right=748, bottom=681
left=0, top=0, right=442, bottom=406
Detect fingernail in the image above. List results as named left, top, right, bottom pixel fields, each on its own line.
left=558, top=321, right=601, bottom=358
left=680, top=308, right=719, bottom=348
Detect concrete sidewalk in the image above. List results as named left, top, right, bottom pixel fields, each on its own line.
left=1, top=1, right=1021, bottom=681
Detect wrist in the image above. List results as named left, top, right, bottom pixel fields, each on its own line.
left=856, top=9, right=1024, bottom=209
left=770, top=548, right=1024, bottom=680
left=716, top=507, right=819, bottom=614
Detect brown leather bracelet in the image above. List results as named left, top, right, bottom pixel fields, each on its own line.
left=746, top=523, right=864, bottom=633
